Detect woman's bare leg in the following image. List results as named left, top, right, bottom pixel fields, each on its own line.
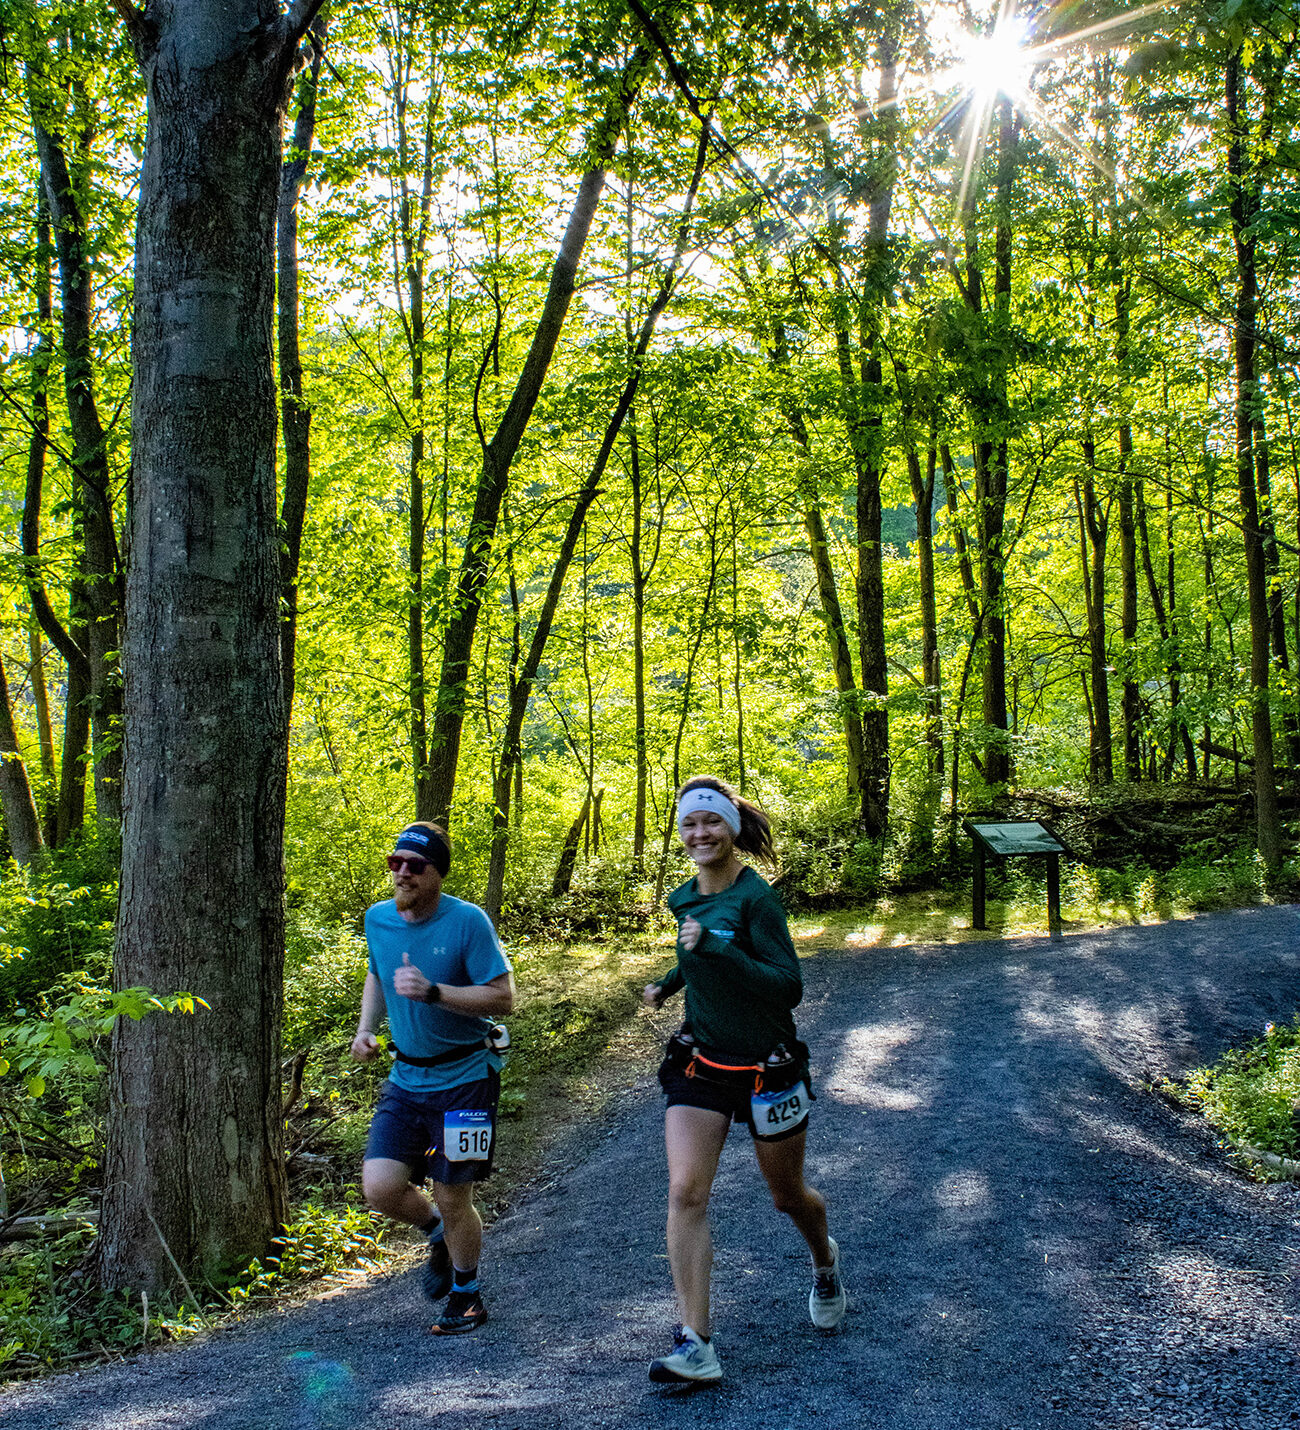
left=754, top=1129, right=832, bottom=1265
left=664, top=1104, right=730, bottom=1337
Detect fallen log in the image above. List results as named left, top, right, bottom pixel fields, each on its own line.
left=0, top=1210, right=99, bottom=1242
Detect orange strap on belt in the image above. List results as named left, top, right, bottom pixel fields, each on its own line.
left=686, top=1051, right=765, bottom=1091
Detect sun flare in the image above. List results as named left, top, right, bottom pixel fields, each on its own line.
left=956, top=15, right=1034, bottom=103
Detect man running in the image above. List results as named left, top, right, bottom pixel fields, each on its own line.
left=351, top=821, right=514, bottom=1334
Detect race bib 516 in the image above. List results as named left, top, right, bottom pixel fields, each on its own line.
left=442, top=1108, right=493, bottom=1162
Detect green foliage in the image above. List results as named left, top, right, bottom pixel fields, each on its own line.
left=1180, top=1018, right=1300, bottom=1164
left=229, top=1201, right=389, bottom=1304
left=0, top=835, right=119, bottom=1015
left=0, top=1219, right=146, bottom=1374
left=0, top=984, right=205, bottom=1100
left=282, top=914, right=369, bottom=1053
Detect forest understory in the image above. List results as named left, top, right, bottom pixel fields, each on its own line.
left=1, top=773, right=1294, bottom=1381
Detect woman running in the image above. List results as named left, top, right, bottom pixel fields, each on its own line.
left=643, top=775, right=846, bottom=1384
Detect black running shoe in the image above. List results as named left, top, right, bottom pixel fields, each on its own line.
left=421, top=1236, right=452, bottom=1303
left=430, top=1289, right=487, bottom=1335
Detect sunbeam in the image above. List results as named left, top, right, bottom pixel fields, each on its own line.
left=913, top=0, right=1177, bottom=229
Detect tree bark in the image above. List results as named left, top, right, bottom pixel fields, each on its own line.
left=99, top=0, right=311, bottom=1292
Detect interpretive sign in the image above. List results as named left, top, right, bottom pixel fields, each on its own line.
left=962, top=819, right=1069, bottom=935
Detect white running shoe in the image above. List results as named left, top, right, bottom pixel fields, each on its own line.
left=809, top=1236, right=847, bottom=1329
left=648, top=1325, right=723, bottom=1383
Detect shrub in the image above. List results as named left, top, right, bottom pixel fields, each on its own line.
left=1181, top=1018, right=1300, bottom=1162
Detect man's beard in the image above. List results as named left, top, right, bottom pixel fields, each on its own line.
left=394, top=885, right=420, bottom=911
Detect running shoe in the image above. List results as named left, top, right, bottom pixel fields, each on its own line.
left=809, top=1236, right=847, bottom=1330
left=421, top=1234, right=452, bottom=1303
left=431, top=1288, right=487, bottom=1335
left=648, top=1325, right=723, bottom=1383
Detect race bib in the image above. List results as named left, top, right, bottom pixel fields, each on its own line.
left=442, top=1109, right=494, bottom=1162
left=751, top=1081, right=809, bottom=1139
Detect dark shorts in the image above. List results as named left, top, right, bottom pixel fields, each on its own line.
left=657, top=1058, right=809, bottom=1142
left=364, top=1072, right=500, bottom=1185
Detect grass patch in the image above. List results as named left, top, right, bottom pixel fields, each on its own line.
left=1172, top=1018, right=1300, bottom=1174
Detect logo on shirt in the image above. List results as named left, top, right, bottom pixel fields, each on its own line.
left=710, top=926, right=735, bottom=941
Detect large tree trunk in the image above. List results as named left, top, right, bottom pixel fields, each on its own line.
left=99, top=0, right=310, bottom=1293
left=1225, top=49, right=1281, bottom=874
left=419, top=51, right=650, bottom=826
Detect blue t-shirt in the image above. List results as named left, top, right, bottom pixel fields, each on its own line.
left=365, top=893, right=512, bottom=1092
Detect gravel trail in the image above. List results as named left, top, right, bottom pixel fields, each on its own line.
left=4, top=905, right=1299, bottom=1430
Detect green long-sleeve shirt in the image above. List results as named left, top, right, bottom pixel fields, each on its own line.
left=660, top=865, right=802, bottom=1061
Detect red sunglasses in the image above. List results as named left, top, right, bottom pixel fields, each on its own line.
left=386, top=854, right=433, bottom=875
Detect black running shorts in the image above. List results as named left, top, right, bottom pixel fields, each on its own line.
left=657, top=1057, right=808, bottom=1142
left=364, top=1072, right=500, bottom=1185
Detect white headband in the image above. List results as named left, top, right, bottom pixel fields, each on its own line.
left=677, top=787, right=741, bottom=835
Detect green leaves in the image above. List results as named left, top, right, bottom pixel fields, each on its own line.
left=0, top=986, right=208, bottom=1100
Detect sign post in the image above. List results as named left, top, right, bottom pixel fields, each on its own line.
left=962, top=819, right=1069, bottom=936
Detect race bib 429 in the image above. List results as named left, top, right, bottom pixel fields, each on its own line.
left=751, top=1081, right=809, bottom=1139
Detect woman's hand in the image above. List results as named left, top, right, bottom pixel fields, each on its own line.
left=643, top=983, right=664, bottom=1007
left=679, top=916, right=702, bottom=951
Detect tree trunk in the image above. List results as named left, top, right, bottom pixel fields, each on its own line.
left=0, top=655, right=44, bottom=865
left=481, top=115, right=709, bottom=920
left=32, top=107, right=122, bottom=828
left=771, top=322, right=866, bottom=802
left=278, top=16, right=327, bottom=717
left=419, top=50, right=650, bottom=826
left=1118, top=438, right=1139, bottom=780
left=630, top=417, right=648, bottom=867
left=99, top=0, right=309, bottom=1292
left=1225, top=49, right=1281, bottom=874
left=27, top=623, right=56, bottom=820
left=19, top=189, right=89, bottom=846
left=1252, top=412, right=1300, bottom=772
left=552, top=795, right=590, bottom=898
left=906, top=440, right=943, bottom=775
left=1075, top=456, right=1113, bottom=783
left=979, top=99, right=1016, bottom=789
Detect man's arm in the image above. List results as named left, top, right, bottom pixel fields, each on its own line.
left=350, top=970, right=387, bottom=1060
left=392, top=958, right=515, bottom=1017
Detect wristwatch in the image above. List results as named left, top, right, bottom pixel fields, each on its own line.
left=423, top=982, right=442, bottom=1004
